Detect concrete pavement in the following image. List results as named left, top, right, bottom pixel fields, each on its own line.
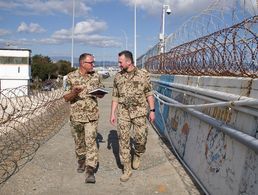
left=0, top=77, right=201, bottom=195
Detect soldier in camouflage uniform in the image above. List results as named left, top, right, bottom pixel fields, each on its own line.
left=110, top=50, right=155, bottom=182
left=63, top=53, right=105, bottom=184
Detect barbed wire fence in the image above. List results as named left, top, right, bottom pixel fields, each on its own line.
left=0, top=86, right=69, bottom=186
left=145, top=15, right=257, bottom=77
left=138, top=0, right=257, bottom=78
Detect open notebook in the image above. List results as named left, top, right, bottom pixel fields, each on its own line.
left=89, top=88, right=109, bottom=96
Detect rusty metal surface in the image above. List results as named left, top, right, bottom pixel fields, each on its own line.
left=0, top=86, right=69, bottom=186
left=145, top=16, right=257, bottom=78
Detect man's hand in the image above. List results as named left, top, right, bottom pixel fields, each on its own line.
left=110, top=113, right=116, bottom=126
left=72, top=85, right=83, bottom=94
left=147, top=95, right=155, bottom=123
left=149, top=111, right=155, bottom=123
left=110, top=101, right=118, bottom=126
left=63, top=85, right=83, bottom=102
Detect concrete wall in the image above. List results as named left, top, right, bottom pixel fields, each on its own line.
left=152, top=74, right=258, bottom=195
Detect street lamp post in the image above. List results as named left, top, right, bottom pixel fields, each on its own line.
left=71, top=0, right=75, bottom=68
left=159, top=4, right=171, bottom=54
left=134, top=2, right=137, bottom=63
left=121, top=30, right=128, bottom=50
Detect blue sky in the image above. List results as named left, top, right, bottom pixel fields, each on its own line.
left=0, top=0, right=257, bottom=62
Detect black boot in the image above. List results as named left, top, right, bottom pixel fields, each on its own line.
left=77, top=159, right=86, bottom=173
left=85, top=166, right=96, bottom=183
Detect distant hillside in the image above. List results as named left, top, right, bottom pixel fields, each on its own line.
left=94, top=61, right=118, bottom=67
left=50, top=56, right=117, bottom=68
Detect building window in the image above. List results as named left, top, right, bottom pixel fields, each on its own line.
left=18, top=66, right=20, bottom=73
left=0, top=56, right=29, bottom=64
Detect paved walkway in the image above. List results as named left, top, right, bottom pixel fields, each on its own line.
left=0, top=77, right=201, bottom=195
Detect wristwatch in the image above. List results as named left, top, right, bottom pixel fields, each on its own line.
left=150, top=109, right=155, bottom=112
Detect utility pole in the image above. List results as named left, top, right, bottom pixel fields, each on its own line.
left=121, top=30, right=128, bottom=50
left=159, top=4, right=171, bottom=54
left=134, top=1, right=137, bottom=64
left=71, top=0, right=75, bottom=67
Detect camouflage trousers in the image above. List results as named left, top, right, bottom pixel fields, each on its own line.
left=70, top=120, right=98, bottom=168
left=117, top=116, right=148, bottom=164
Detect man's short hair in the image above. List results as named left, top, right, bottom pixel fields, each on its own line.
left=118, top=50, right=134, bottom=64
left=79, top=53, right=93, bottom=62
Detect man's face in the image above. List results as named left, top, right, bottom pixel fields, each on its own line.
left=118, top=54, right=131, bottom=71
left=80, top=55, right=95, bottom=73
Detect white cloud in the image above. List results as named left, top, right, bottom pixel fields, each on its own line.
left=121, top=0, right=257, bottom=15
left=0, top=0, right=91, bottom=16
left=51, top=19, right=119, bottom=47
left=2, top=0, right=256, bottom=16
left=4, top=18, right=119, bottom=48
left=23, top=0, right=91, bottom=15
left=17, top=22, right=45, bottom=33
left=74, top=19, right=107, bottom=34
left=121, top=0, right=163, bottom=14
left=0, top=37, right=63, bottom=47
left=0, top=29, right=11, bottom=36
left=52, top=29, right=70, bottom=39
left=0, top=16, right=120, bottom=48
left=0, top=38, right=30, bottom=47
left=121, top=0, right=211, bottom=15
left=37, top=38, right=63, bottom=45
left=52, top=19, right=107, bottom=38
left=0, top=1, right=18, bottom=9
left=39, top=33, right=120, bottom=48
left=74, top=34, right=121, bottom=47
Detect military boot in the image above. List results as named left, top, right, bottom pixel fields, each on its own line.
left=120, top=163, right=132, bottom=182
left=85, top=166, right=96, bottom=183
left=77, top=159, right=86, bottom=173
left=132, top=154, right=140, bottom=170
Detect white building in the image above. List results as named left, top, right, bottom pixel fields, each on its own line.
left=0, top=48, right=31, bottom=97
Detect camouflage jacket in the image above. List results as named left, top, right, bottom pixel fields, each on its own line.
left=112, top=67, right=153, bottom=119
left=64, top=69, right=104, bottom=122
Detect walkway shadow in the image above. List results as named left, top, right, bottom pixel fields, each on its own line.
left=96, top=132, right=105, bottom=149
left=107, top=130, right=123, bottom=169
left=94, top=132, right=105, bottom=173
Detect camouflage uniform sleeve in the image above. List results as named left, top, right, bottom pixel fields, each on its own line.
left=112, top=75, right=119, bottom=102
left=143, top=71, right=153, bottom=97
left=63, top=74, right=72, bottom=96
